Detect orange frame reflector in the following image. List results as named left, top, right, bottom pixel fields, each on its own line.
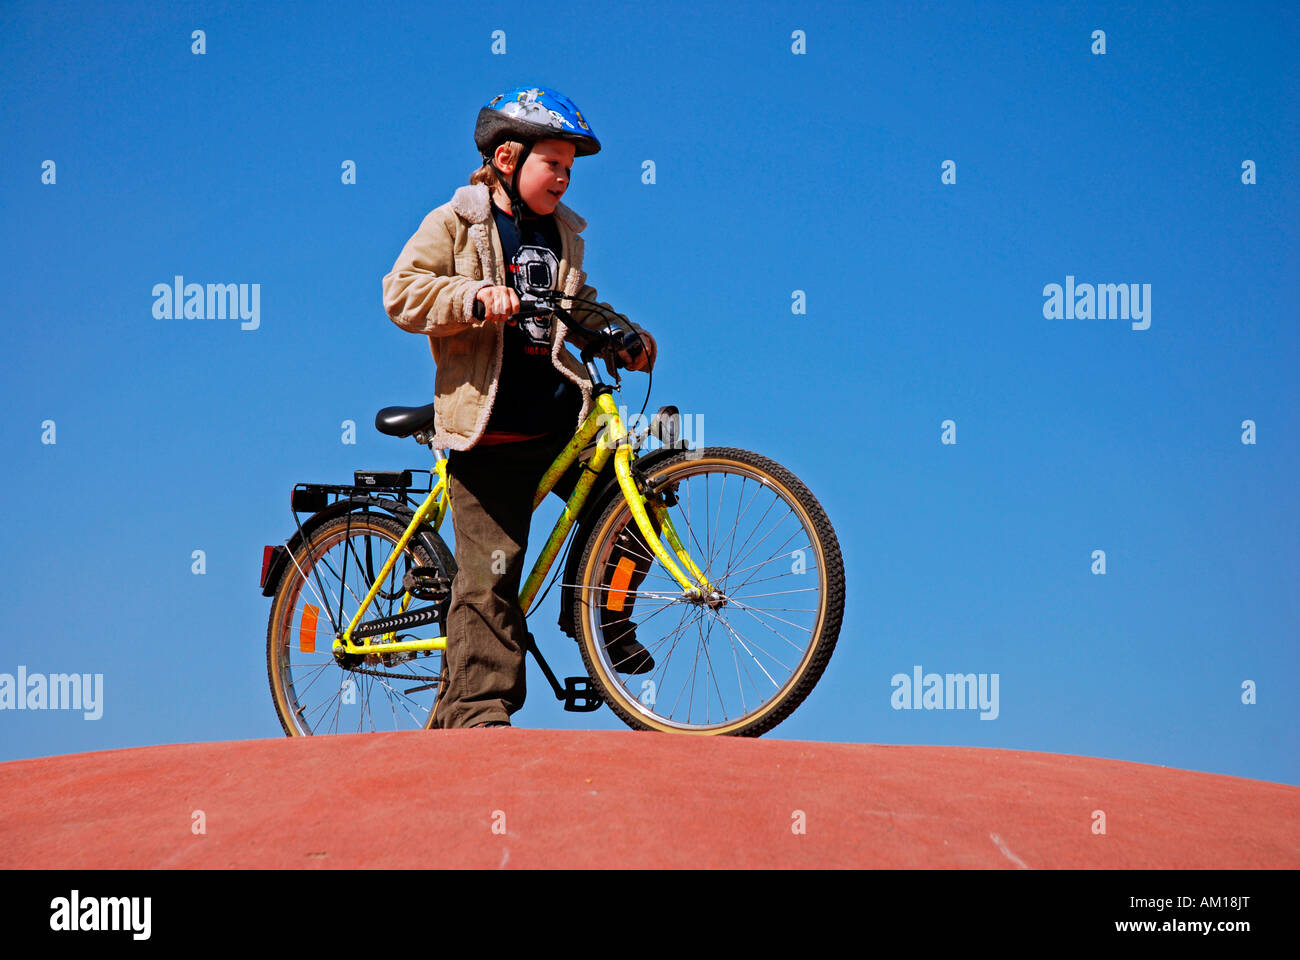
left=605, top=557, right=637, bottom=612
left=300, top=604, right=319, bottom=653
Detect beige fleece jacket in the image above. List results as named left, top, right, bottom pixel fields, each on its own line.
left=381, top=183, right=629, bottom=451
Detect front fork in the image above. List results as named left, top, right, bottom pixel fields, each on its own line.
left=600, top=393, right=713, bottom=598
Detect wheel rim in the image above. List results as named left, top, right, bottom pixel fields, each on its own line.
left=582, top=458, right=829, bottom=732
left=272, top=519, right=446, bottom=735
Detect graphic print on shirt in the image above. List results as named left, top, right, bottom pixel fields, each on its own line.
left=509, top=244, right=559, bottom=356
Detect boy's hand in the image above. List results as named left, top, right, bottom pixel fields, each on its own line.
left=475, top=285, right=521, bottom=324
left=621, top=325, right=657, bottom=372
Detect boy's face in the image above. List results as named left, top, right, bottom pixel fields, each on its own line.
left=496, top=138, right=576, bottom=215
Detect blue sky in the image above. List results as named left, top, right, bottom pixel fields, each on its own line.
left=1, top=0, right=1296, bottom=785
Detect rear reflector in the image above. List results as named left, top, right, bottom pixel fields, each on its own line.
left=260, top=545, right=276, bottom=588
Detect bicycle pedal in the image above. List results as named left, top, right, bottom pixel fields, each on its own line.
left=561, top=676, right=604, bottom=713
left=402, top=566, right=451, bottom=601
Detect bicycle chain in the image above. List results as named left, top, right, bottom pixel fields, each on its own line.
left=345, top=662, right=443, bottom=685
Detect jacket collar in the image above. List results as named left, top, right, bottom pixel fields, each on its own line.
left=450, top=183, right=586, bottom=234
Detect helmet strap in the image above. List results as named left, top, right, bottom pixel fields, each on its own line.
left=488, top=139, right=536, bottom=238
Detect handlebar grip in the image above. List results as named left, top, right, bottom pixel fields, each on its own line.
left=471, top=294, right=547, bottom=322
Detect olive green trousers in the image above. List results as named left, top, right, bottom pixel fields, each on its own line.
left=433, top=433, right=655, bottom=728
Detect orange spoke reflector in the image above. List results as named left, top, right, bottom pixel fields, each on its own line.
left=300, top=604, right=319, bottom=653
left=605, top=557, right=637, bottom=612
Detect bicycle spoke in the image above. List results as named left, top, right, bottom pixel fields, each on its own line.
left=564, top=582, right=687, bottom=602
left=591, top=531, right=691, bottom=589
left=703, top=472, right=712, bottom=582
left=728, top=588, right=821, bottom=600
left=727, top=598, right=813, bottom=655
left=724, top=566, right=817, bottom=594
left=720, top=545, right=813, bottom=583
left=613, top=597, right=696, bottom=665
left=597, top=597, right=680, bottom=639
left=289, top=656, right=336, bottom=702
left=708, top=472, right=728, bottom=572
left=719, top=494, right=781, bottom=585
left=725, top=610, right=768, bottom=713
left=697, top=608, right=730, bottom=724
left=357, top=674, right=376, bottom=733
left=314, top=549, right=371, bottom=616
left=723, top=476, right=764, bottom=584
left=641, top=605, right=704, bottom=713
left=721, top=505, right=796, bottom=589
left=326, top=687, right=344, bottom=734
left=712, top=613, right=784, bottom=688
left=668, top=490, right=720, bottom=585
left=723, top=529, right=807, bottom=597
left=284, top=552, right=334, bottom=623
left=375, top=673, right=424, bottom=729
left=728, top=627, right=748, bottom=716
left=670, top=616, right=705, bottom=724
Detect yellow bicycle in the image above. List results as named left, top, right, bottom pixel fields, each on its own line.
left=261, top=292, right=844, bottom=736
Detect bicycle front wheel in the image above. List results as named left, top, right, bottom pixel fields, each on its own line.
left=573, top=447, right=844, bottom=736
left=266, top=511, right=454, bottom=735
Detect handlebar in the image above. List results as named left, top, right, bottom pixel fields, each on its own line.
left=471, top=296, right=550, bottom=323
left=470, top=290, right=644, bottom=368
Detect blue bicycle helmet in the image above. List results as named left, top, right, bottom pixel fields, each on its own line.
left=475, top=86, right=601, bottom=159
left=474, top=86, right=600, bottom=226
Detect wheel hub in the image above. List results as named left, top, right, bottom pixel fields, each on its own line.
left=684, top=588, right=728, bottom=609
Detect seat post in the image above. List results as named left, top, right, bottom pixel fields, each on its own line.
left=412, top=429, right=439, bottom=455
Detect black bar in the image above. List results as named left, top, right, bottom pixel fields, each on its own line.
left=2, top=868, right=1288, bottom=946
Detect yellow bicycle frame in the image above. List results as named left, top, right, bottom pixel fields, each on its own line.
left=331, top=392, right=711, bottom=658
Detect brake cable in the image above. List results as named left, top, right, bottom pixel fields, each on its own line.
left=541, top=291, right=654, bottom=429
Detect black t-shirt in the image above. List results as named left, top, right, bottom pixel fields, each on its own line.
left=483, top=199, right=582, bottom=436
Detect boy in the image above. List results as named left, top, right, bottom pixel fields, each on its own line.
left=382, top=86, right=658, bottom=729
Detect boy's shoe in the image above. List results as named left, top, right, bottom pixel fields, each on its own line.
left=602, top=621, right=655, bottom=675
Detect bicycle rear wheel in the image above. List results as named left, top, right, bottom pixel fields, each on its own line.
left=572, top=447, right=844, bottom=736
left=266, top=511, right=454, bottom=735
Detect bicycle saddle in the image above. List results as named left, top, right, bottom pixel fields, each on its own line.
left=374, top=402, right=438, bottom=438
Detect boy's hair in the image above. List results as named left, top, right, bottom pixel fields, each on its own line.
left=469, top=141, right=523, bottom=187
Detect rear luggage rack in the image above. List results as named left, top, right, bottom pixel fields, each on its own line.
left=290, top=470, right=433, bottom=514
